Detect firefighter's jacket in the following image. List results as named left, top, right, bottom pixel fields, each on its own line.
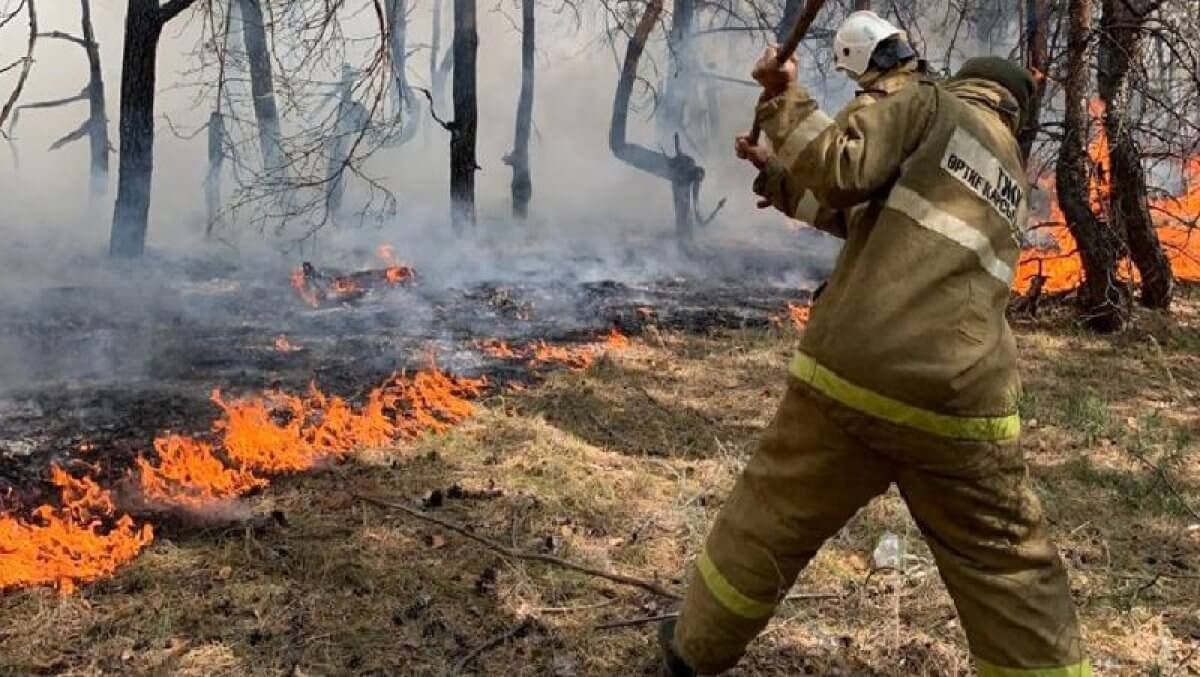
left=757, top=77, right=1029, bottom=440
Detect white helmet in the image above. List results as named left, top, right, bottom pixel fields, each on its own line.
left=833, top=11, right=905, bottom=79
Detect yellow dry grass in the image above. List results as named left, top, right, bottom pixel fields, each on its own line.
left=1, top=289, right=1198, bottom=676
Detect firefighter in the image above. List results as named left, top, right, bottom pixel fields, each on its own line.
left=747, top=10, right=925, bottom=230
left=657, top=49, right=1091, bottom=677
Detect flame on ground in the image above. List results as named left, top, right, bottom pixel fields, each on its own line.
left=2, top=364, right=486, bottom=593
left=274, top=335, right=302, bottom=352
left=772, top=302, right=810, bottom=331
left=1015, top=100, right=1200, bottom=294
left=0, top=466, right=154, bottom=594
left=477, top=329, right=629, bottom=371
left=290, top=267, right=320, bottom=308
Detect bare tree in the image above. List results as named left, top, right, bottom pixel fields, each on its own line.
left=1056, top=0, right=1128, bottom=330
left=109, top=0, right=200, bottom=259
left=385, top=0, right=421, bottom=144
left=450, top=0, right=479, bottom=231
left=1098, top=0, right=1174, bottom=308
left=237, top=0, right=282, bottom=173
left=0, top=0, right=38, bottom=131
left=503, top=0, right=534, bottom=220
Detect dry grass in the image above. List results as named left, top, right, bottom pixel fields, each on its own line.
left=2, top=288, right=1199, bottom=676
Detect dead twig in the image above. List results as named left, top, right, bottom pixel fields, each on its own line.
left=354, top=493, right=682, bottom=599
left=454, top=616, right=534, bottom=673
left=594, top=612, right=677, bottom=630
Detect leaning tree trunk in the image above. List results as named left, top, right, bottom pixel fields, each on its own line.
left=385, top=0, right=420, bottom=144
left=238, top=0, right=282, bottom=172
left=450, top=0, right=479, bottom=232
left=505, top=0, right=534, bottom=220
left=1056, top=0, right=1128, bottom=331
left=110, top=1, right=164, bottom=258
left=1018, top=0, right=1048, bottom=162
left=80, top=0, right=109, bottom=203
left=610, top=0, right=707, bottom=241
left=1098, top=0, right=1173, bottom=308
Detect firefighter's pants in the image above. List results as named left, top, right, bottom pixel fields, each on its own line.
left=673, top=378, right=1090, bottom=676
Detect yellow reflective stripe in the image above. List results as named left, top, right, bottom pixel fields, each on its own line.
left=789, top=352, right=1020, bottom=441
left=696, top=550, right=775, bottom=619
left=777, top=109, right=834, bottom=167
left=976, top=657, right=1093, bottom=677
left=886, top=184, right=1014, bottom=285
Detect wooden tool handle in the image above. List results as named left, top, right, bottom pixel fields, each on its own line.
left=747, top=0, right=828, bottom=144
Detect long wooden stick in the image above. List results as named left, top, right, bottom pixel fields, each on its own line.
left=355, top=493, right=682, bottom=600
left=747, top=0, right=828, bottom=144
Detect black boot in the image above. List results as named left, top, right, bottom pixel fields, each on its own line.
left=658, top=618, right=697, bottom=677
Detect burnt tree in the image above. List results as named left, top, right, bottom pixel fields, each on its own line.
left=206, top=110, right=225, bottom=236
left=610, top=0, right=718, bottom=242
left=9, top=0, right=109, bottom=203
left=0, top=0, right=37, bottom=130
left=1098, top=0, right=1173, bottom=308
left=1056, top=0, right=1128, bottom=330
left=450, top=0, right=478, bottom=231
left=503, top=0, right=534, bottom=219
left=326, top=64, right=370, bottom=214
left=659, top=0, right=695, bottom=147
left=385, top=0, right=420, bottom=144
left=237, top=0, right=282, bottom=172
left=110, top=0, right=198, bottom=259
left=1018, top=0, right=1048, bottom=162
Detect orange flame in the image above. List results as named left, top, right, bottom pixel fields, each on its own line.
left=290, top=267, right=320, bottom=308
left=1015, top=99, right=1200, bottom=294
left=136, top=436, right=267, bottom=509
left=603, top=328, right=630, bottom=348
left=772, top=302, right=810, bottom=331
left=385, top=266, right=414, bottom=285
left=332, top=277, right=360, bottom=294
left=0, top=465, right=154, bottom=594
left=377, top=244, right=396, bottom=264
left=274, top=335, right=302, bottom=352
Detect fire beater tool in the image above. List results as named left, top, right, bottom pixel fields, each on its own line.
left=746, top=0, right=829, bottom=145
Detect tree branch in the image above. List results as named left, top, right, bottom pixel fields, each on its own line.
left=48, top=119, right=91, bottom=150
left=37, top=30, right=88, bottom=47
left=354, top=493, right=681, bottom=600
left=0, top=0, right=36, bottom=133
left=159, top=0, right=198, bottom=24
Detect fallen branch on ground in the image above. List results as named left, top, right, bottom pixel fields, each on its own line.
left=354, top=493, right=682, bottom=599
left=454, top=616, right=535, bottom=673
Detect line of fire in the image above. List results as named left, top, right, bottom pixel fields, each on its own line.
left=0, top=0, right=1197, bottom=674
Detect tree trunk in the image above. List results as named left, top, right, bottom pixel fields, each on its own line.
left=450, top=0, right=478, bottom=232
left=506, top=0, right=534, bottom=220
left=386, top=0, right=420, bottom=144
left=205, top=110, right=224, bottom=237
left=430, top=0, right=450, bottom=120
left=610, top=0, right=703, bottom=241
left=80, top=0, right=109, bottom=203
left=0, top=0, right=37, bottom=130
left=659, top=0, right=694, bottom=147
left=1056, top=0, right=1128, bottom=331
left=1098, top=0, right=1173, bottom=308
left=110, top=0, right=164, bottom=258
left=238, top=0, right=282, bottom=171
left=1018, top=0, right=1048, bottom=162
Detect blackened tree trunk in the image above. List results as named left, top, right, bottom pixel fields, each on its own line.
left=110, top=1, right=164, bottom=258
left=1056, top=0, right=1128, bottom=331
left=504, top=0, right=534, bottom=219
left=1018, top=0, right=1048, bottom=162
left=610, top=0, right=708, bottom=241
left=238, top=0, right=282, bottom=172
left=659, top=0, right=694, bottom=147
left=450, top=0, right=478, bottom=231
left=386, top=0, right=420, bottom=144
left=1098, top=0, right=1173, bottom=308
left=80, top=0, right=109, bottom=202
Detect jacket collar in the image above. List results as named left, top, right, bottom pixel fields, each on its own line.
left=943, top=78, right=1022, bottom=133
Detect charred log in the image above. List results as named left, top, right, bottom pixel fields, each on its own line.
left=450, top=0, right=479, bottom=232
left=1056, top=0, right=1128, bottom=331
left=111, top=0, right=199, bottom=258
left=1098, top=0, right=1173, bottom=309
left=503, top=0, right=535, bottom=220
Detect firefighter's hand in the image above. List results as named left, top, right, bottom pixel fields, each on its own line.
left=752, top=45, right=798, bottom=99
left=735, top=135, right=771, bottom=169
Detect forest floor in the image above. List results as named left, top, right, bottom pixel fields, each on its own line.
left=2, top=286, right=1198, bottom=676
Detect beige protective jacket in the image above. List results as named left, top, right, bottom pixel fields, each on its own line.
left=758, top=77, right=1029, bottom=440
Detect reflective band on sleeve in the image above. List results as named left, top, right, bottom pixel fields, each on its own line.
left=777, top=109, right=835, bottom=167
left=696, top=550, right=776, bottom=619
left=886, top=184, right=1014, bottom=285
left=976, top=657, right=1093, bottom=677
left=789, top=352, right=1020, bottom=441
left=794, top=190, right=822, bottom=224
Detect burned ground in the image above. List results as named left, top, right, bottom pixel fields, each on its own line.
left=0, top=251, right=1197, bottom=675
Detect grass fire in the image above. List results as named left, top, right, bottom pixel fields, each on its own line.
left=1, top=0, right=1199, bottom=675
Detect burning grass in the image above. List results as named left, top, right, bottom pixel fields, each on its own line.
left=1, top=294, right=1196, bottom=674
